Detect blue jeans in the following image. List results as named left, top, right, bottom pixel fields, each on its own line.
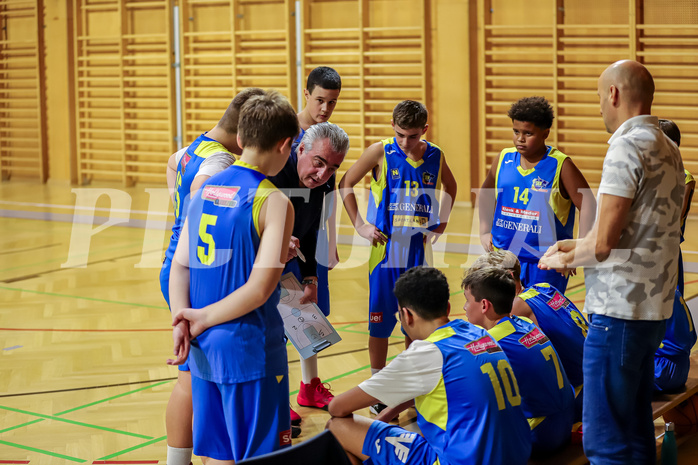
left=582, top=314, right=666, bottom=465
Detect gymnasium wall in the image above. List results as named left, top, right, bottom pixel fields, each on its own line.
left=1, top=0, right=696, bottom=206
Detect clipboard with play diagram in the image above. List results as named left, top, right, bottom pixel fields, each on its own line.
left=278, top=272, right=341, bottom=360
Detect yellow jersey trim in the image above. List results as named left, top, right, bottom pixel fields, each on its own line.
left=548, top=148, right=572, bottom=226
left=238, top=158, right=275, bottom=238
left=193, top=139, right=233, bottom=159
left=368, top=242, right=387, bottom=274
left=488, top=319, right=516, bottom=341
left=518, top=288, right=540, bottom=301
left=415, top=375, right=448, bottom=431
left=528, top=416, right=546, bottom=430
left=370, top=139, right=391, bottom=208
left=425, top=326, right=456, bottom=343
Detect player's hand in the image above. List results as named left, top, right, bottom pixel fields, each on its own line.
left=542, top=239, right=577, bottom=257
left=357, top=223, right=387, bottom=245
left=328, top=248, right=340, bottom=270
left=427, top=223, right=447, bottom=245
left=480, top=232, right=493, bottom=252
left=167, top=320, right=190, bottom=366
left=285, top=236, right=300, bottom=263
left=299, top=281, right=318, bottom=305
left=173, top=307, right=208, bottom=339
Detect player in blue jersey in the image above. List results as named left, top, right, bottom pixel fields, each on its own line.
left=327, top=267, right=532, bottom=465
left=659, top=119, right=695, bottom=295
left=471, top=249, right=587, bottom=422
left=463, top=266, right=575, bottom=457
left=339, top=100, right=457, bottom=414
left=655, top=289, right=697, bottom=393
left=160, top=87, right=264, bottom=465
left=167, top=90, right=299, bottom=463
left=479, top=96, right=596, bottom=292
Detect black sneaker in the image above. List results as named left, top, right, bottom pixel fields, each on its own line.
left=369, top=403, right=388, bottom=415
left=370, top=402, right=399, bottom=421
left=291, top=424, right=301, bottom=438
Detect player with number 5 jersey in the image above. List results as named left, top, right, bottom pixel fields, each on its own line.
left=168, top=91, right=299, bottom=462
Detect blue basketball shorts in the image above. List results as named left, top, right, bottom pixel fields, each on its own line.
left=191, top=373, right=291, bottom=461
left=361, top=420, right=438, bottom=465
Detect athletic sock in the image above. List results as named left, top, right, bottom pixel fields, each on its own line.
left=167, top=445, right=193, bottom=465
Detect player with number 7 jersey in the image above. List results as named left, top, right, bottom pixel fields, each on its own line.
left=516, top=282, right=588, bottom=422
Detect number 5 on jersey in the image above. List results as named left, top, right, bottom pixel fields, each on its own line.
left=198, top=213, right=217, bottom=266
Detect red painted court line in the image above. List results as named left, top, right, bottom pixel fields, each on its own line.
left=0, top=328, right=169, bottom=333
left=0, top=461, right=31, bottom=464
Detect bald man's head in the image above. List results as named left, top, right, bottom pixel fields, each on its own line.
left=597, top=60, right=655, bottom=133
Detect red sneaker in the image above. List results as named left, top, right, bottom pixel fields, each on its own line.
left=290, top=406, right=302, bottom=426
left=297, top=377, right=334, bottom=410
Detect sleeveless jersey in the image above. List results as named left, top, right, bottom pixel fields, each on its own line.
left=518, top=283, right=588, bottom=389
left=492, top=146, right=574, bottom=262
left=656, top=289, right=697, bottom=361
left=488, top=315, right=575, bottom=421
left=417, top=319, right=531, bottom=465
left=164, top=134, right=235, bottom=263
left=186, top=161, right=287, bottom=384
left=367, top=138, right=443, bottom=272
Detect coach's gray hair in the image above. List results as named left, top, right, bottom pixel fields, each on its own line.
left=300, top=122, right=350, bottom=155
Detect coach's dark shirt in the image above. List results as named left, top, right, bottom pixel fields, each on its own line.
left=268, top=149, right=334, bottom=278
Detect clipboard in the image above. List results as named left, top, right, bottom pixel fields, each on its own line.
left=277, top=272, right=342, bottom=359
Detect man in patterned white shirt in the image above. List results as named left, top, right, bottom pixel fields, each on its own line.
left=539, top=60, right=684, bottom=465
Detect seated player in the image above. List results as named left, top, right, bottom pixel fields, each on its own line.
left=463, top=266, right=575, bottom=456
left=471, top=250, right=587, bottom=422
left=655, top=289, right=697, bottom=393
left=326, top=266, right=531, bottom=465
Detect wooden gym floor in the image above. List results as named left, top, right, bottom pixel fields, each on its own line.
left=1, top=181, right=697, bottom=464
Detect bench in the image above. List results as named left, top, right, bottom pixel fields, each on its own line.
left=529, top=352, right=698, bottom=465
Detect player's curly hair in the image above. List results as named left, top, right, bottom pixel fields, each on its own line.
left=393, top=266, right=449, bottom=320
left=508, top=96, right=554, bottom=130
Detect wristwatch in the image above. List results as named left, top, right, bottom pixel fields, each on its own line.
left=301, top=277, right=318, bottom=287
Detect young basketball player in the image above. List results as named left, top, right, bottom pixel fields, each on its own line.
left=463, top=266, right=575, bottom=456
left=168, top=90, right=299, bottom=463
left=161, top=87, right=264, bottom=465
left=479, top=96, right=596, bottom=292
left=339, top=100, right=457, bottom=415
left=470, top=249, right=587, bottom=422
left=327, top=267, right=532, bottom=465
